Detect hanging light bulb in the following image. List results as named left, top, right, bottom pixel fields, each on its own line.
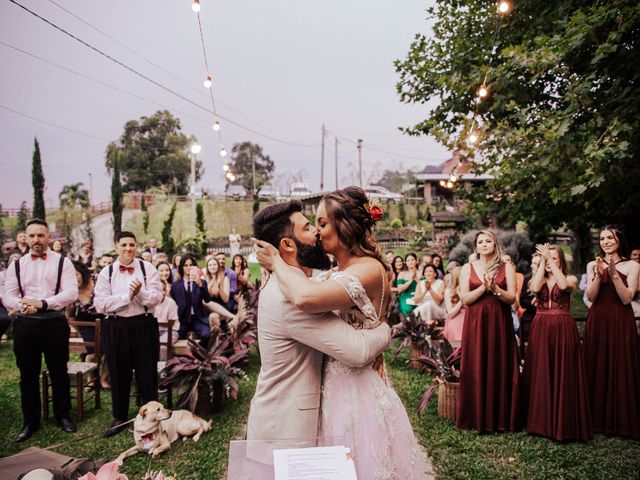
left=225, top=172, right=233, bottom=180
left=220, top=146, right=228, bottom=157
left=190, top=143, right=202, bottom=154
left=439, top=180, right=446, bottom=187
left=222, top=164, right=229, bottom=172
left=467, top=132, right=478, bottom=145
left=478, top=85, right=489, bottom=99
left=203, top=75, right=213, bottom=88
left=449, top=174, right=458, bottom=183
left=192, top=0, right=201, bottom=13
left=446, top=181, right=454, bottom=188
left=212, top=120, right=220, bottom=131
left=229, top=174, right=236, bottom=182
left=498, top=1, right=510, bottom=14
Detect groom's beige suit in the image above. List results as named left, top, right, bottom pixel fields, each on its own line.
left=246, top=267, right=390, bottom=442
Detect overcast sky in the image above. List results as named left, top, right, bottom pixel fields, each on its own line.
left=0, top=0, right=447, bottom=208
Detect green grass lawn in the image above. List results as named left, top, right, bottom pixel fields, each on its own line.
left=387, top=350, right=640, bottom=480
left=0, top=342, right=259, bottom=479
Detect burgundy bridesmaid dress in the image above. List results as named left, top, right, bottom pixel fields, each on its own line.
left=523, top=283, right=592, bottom=441
left=457, top=263, right=521, bottom=432
left=584, top=269, right=640, bottom=439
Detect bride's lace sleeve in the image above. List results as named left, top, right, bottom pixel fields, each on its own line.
left=330, top=272, right=380, bottom=327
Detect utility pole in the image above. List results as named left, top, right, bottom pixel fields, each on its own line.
left=357, top=139, right=363, bottom=187
left=88, top=173, right=93, bottom=207
left=334, top=137, right=339, bottom=189
left=320, top=124, right=326, bottom=192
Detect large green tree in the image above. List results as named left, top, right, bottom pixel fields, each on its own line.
left=32, top=138, right=46, bottom=220
left=228, top=142, right=275, bottom=197
left=59, top=183, right=90, bottom=209
left=395, top=1, right=640, bottom=264
left=105, top=110, right=203, bottom=195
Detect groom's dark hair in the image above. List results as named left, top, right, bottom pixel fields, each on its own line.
left=253, top=200, right=303, bottom=249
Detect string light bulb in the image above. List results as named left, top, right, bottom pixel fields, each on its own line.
left=192, top=0, right=201, bottom=13
left=203, top=75, right=212, bottom=89
left=212, top=120, right=220, bottom=131
left=190, top=143, right=202, bottom=154
left=478, top=85, right=489, bottom=99
left=222, top=164, right=229, bottom=171
left=449, top=174, right=458, bottom=183
left=467, top=132, right=478, bottom=145
left=498, top=1, right=510, bottom=14
left=220, top=146, right=228, bottom=157
left=446, top=181, right=454, bottom=189
left=439, top=180, right=446, bottom=187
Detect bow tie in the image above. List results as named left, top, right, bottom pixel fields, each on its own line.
left=119, top=265, right=135, bottom=274
left=31, top=253, right=47, bottom=261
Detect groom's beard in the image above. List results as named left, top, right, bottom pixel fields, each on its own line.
left=295, top=238, right=332, bottom=271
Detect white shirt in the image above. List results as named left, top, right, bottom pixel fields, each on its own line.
left=183, top=279, right=196, bottom=314
left=93, top=259, right=162, bottom=316
left=3, top=250, right=78, bottom=312
left=154, top=295, right=179, bottom=331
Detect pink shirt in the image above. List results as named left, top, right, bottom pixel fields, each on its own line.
left=3, top=250, right=78, bottom=312
left=93, top=259, right=163, bottom=316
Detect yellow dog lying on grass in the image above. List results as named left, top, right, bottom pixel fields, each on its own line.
left=117, top=401, right=212, bottom=462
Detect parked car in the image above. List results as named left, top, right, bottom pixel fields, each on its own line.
left=290, top=182, right=313, bottom=198
left=258, top=184, right=280, bottom=200
left=225, top=185, right=247, bottom=200
left=363, top=185, right=403, bottom=203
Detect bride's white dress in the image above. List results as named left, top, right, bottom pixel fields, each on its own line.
left=317, top=270, right=430, bottom=479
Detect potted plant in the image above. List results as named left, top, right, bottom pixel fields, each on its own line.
left=160, top=331, right=249, bottom=416
left=225, top=287, right=259, bottom=358
left=391, top=311, right=438, bottom=370
left=416, top=331, right=461, bottom=421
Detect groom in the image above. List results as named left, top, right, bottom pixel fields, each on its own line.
left=245, top=200, right=390, bottom=444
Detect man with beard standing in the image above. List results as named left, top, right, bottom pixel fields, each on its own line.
left=3, top=219, right=78, bottom=442
left=235, top=201, right=390, bottom=476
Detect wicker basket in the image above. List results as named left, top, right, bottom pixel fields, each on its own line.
left=437, top=381, right=459, bottom=421
left=409, top=344, right=425, bottom=371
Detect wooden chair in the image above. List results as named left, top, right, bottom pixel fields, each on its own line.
left=42, top=318, right=101, bottom=423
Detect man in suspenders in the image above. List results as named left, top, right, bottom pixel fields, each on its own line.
left=3, top=219, right=78, bottom=442
left=93, top=231, right=163, bottom=437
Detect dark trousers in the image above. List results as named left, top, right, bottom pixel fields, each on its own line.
left=13, top=314, right=71, bottom=427
left=178, top=314, right=211, bottom=348
left=102, top=314, right=159, bottom=421
left=0, top=304, right=10, bottom=338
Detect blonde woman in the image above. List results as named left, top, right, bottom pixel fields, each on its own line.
left=457, top=230, right=521, bottom=432
left=203, top=255, right=236, bottom=331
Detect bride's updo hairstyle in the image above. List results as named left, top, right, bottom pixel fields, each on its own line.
left=321, top=186, right=391, bottom=273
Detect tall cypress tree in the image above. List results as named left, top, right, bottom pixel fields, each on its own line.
left=32, top=138, right=46, bottom=220
left=111, top=153, right=123, bottom=240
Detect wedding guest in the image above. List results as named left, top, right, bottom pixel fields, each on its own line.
left=171, top=254, right=183, bottom=280
left=391, top=255, right=405, bottom=289
left=519, top=254, right=540, bottom=355
left=443, top=266, right=464, bottom=345
left=9, top=231, right=29, bottom=257
left=152, top=252, right=168, bottom=266
left=3, top=219, right=79, bottom=442
left=503, top=254, right=523, bottom=334
left=76, top=241, right=97, bottom=273
left=229, top=228, right=241, bottom=258
left=523, top=244, right=592, bottom=442
left=144, top=238, right=163, bottom=257
left=413, top=264, right=446, bottom=324
left=0, top=267, right=11, bottom=339
left=432, top=253, right=445, bottom=279
left=384, top=250, right=395, bottom=266
left=419, top=253, right=433, bottom=272
left=232, top=254, right=251, bottom=296
left=216, top=252, right=237, bottom=312
left=94, top=231, right=162, bottom=437
left=584, top=226, right=640, bottom=439
left=51, top=239, right=65, bottom=255
left=457, top=230, right=521, bottom=432
left=68, top=261, right=109, bottom=390
left=396, top=253, right=420, bottom=318
left=170, top=254, right=211, bottom=347
left=204, top=255, right=236, bottom=330
left=630, top=248, right=640, bottom=263
left=141, top=251, right=153, bottom=263
left=155, top=261, right=179, bottom=360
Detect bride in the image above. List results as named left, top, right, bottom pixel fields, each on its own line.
left=255, top=186, right=429, bottom=479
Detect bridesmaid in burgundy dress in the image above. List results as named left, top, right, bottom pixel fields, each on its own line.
left=523, top=244, right=592, bottom=441
left=457, top=230, right=521, bottom=432
left=585, top=227, right=640, bottom=439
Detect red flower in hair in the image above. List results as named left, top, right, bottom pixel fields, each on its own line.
left=369, top=205, right=384, bottom=222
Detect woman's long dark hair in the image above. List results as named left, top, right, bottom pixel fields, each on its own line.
left=597, top=225, right=630, bottom=259
left=321, top=186, right=391, bottom=274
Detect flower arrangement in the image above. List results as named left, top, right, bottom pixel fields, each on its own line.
left=78, top=461, right=175, bottom=480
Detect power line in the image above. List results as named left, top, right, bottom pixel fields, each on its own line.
left=7, top=0, right=319, bottom=148
left=0, top=103, right=109, bottom=142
